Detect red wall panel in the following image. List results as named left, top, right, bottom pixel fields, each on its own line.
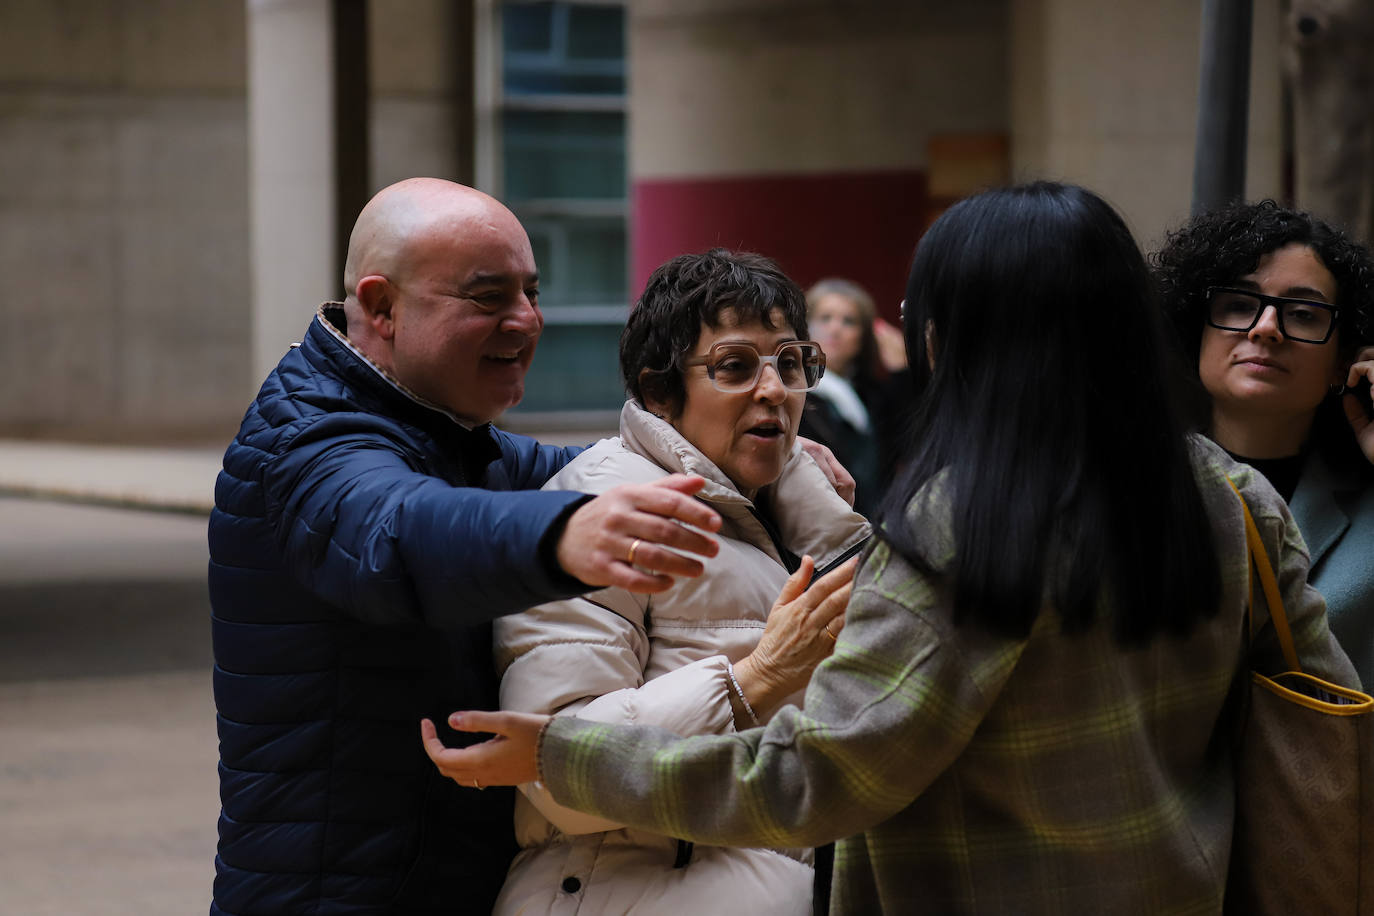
left=632, top=170, right=929, bottom=323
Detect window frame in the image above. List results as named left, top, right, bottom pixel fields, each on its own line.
left=475, top=0, right=630, bottom=426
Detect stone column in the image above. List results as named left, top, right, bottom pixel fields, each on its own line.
left=246, top=0, right=339, bottom=386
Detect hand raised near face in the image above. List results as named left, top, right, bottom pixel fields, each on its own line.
left=1344, top=346, right=1374, bottom=464
left=874, top=317, right=910, bottom=373
left=556, top=474, right=722, bottom=594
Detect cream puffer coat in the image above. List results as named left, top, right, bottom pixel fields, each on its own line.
left=491, top=400, right=872, bottom=916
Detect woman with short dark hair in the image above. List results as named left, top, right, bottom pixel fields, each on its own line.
left=479, top=248, right=870, bottom=914
left=426, top=184, right=1359, bottom=914
left=1154, top=200, right=1374, bottom=685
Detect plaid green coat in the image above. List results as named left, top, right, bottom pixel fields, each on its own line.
left=537, top=437, right=1360, bottom=914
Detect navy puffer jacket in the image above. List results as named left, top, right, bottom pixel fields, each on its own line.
left=209, top=307, right=588, bottom=915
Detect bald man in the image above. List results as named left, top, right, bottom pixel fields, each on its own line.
left=208, top=179, right=726, bottom=915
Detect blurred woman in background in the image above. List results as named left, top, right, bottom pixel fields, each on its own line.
left=802, top=278, right=910, bottom=515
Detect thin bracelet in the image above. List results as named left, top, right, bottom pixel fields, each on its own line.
left=725, top=661, right=760, bottom=726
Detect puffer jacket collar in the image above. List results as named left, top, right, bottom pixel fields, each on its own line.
left=307, top=302, right=501, bottom=482
left=618, top=400, right=870, bottom=569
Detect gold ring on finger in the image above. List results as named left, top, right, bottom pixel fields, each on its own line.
left=627, top=538, right=643, bottom=566
left=823, top=624, right=838, bottom=641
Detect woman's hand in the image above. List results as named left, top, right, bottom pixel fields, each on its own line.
left=797, top=438, right=857, bottom=506
left=420, top=710, right=549, bottom=788
left=730, top=554, right=858, bottom=721
left=874, top=317, right=909, bottom=372
left=1344, top=346, right=1374, bottom=463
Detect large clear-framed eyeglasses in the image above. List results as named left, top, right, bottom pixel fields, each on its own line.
left=1205, top=287, right=1340, bottom=344
left=683, top=340, right=827, bottom=393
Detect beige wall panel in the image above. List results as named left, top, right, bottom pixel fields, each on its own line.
left=1012, top=0, right=1282, bottom=247
left=0, top=0, right=244, bottom=91
left=631, top=1, right=1007, bottom=178
left=116, top=100, right=250, bottom=434
left=371, top=98, right=465, bottom=188
left=0, top=1, right=251, bottom=440
left=115, top=98, right=249, bottom=206
left=368, top=1, right=469, bottom=190
left=120, top=205, right=251, bottom=430
left=0, top=1, right=121, bottom=85
left=0, top=210, right=120, bottom=431
left=0, top=96, right=119, bottom=204
left=370, top=0, right=465, bottom=94
left=119, top=0, right=247, bottom=91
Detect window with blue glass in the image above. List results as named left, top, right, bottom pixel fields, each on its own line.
left=497, top=1, right=627, bottom=421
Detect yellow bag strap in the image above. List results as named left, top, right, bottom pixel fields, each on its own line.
left=1227, top=477, right=1302, bottom=673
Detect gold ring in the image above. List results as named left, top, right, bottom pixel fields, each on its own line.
left=473, top=778, right=483, bottom=790
left=822, top=624, right=837, bottom=641
left=627, top=538, right=643, bottom=566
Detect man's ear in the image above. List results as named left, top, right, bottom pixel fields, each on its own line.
left=355, top=275, right=396, bottom=340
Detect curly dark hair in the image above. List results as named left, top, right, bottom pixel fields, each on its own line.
left=1152, top=199, right=1374, bottom=364
left=620, top=248, right=808, bottom=415
left=1152, top=199, right=1374, bottom=473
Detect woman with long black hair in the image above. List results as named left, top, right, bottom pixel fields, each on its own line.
left=422, top=182, right=1359, bottom=914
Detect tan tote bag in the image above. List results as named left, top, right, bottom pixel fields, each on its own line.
left=1226, top=480, right=1374, bottom=915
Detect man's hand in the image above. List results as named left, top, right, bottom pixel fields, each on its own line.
left=797, top=437, right=857, bottom=507
left=556, top=474, right=721, bottom=594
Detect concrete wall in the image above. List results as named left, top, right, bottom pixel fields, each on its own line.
left=1010, top=0, right=1283, bottom=250
left=0, top=0, right=251, bottom=441
left=0, top=1, right=1287, bottom=441
left=369, top=0, right=472, bottom=191
left=0, top=1, right=474, bottom=441
left=629, top=0, right=1008, bottom=319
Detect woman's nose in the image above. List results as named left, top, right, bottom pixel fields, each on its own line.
left=754, top=363, right=788, bottom=403
left=1248, top=304, right=1283, bottom=342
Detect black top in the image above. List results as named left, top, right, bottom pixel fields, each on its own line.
left=1225, top=449, right=1305, bottom=503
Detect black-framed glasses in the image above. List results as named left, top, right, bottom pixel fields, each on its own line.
left=1205, top=287, right=1340, bottom=344
left=683, top=340, right=826, bottom=393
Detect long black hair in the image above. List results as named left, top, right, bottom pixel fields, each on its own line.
left=880, top=182, right=1220, bottom=645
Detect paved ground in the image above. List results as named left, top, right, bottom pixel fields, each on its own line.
left=0, top=497, right=217, bottom=915
left=0, top=430, right=613, bottom=914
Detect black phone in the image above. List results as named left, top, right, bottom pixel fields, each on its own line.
left=808, top=538, right=869, bottom=587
